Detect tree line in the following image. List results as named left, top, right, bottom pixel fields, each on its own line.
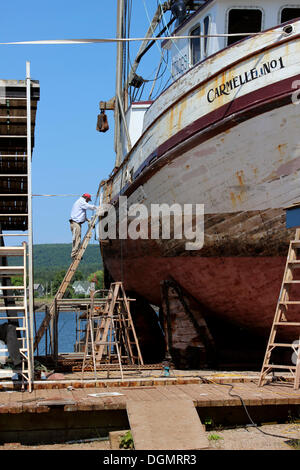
left=9, top=243, right=104, bottom=298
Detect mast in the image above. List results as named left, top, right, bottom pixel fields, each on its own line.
left=114, top=0, right=125, bottom=168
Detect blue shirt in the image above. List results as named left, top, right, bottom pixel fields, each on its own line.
left=70, top=197, right=97, bottom=224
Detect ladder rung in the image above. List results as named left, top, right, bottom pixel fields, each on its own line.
left=0, top=247, right=24, bottom=256
left=0, top=116, right=27, bottom=119
left=0, top=285, right=25, bottom=290
left=284, top=280, right=300, bottom=284
left=0, top=135, right=27, bottom=138
left=269, top=343, right=300, bottom=348
left=274, top=322, right=300, bottom=326
left=279, top=301, right=300, bottom=305
left=0, top=175, right=27, bottom=178
left=0, top=266, right=24, bottom=275
left=94, top=341, right=116, bottom=345
left=0, top=316, right=25, bottom=320
left=263, top=364, right=297, bottom=370
left=0, top=155, right=28, bottom=157
left=288, top=261, right=300, bottom=267
left=0, top=213, right=28, bottom=217
left=0, top=306, right=25, bottom=310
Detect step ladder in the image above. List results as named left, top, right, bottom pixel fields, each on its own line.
left=259, top=228, right=300, bottom=389
left=34, top=209, right=101, bottom=351
left=81, top=282, right=144, bottom=380
left=0, top=242, right=33, bottom=391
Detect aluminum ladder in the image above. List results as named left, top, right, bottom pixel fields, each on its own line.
left=0, top=243, right=33, bottom=391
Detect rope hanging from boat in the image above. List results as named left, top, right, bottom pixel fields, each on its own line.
left=0, top=31, right=285, bottom=46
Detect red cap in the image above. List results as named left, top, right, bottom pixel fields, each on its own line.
left=82, top=193, right=92, bottom=201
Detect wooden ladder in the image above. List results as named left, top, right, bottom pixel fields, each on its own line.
left=34, top=209, right=100, bottom=351
left=82, top=282, right=144, bottom=380
left=259, top=228, right=300, bottom=389
left=0, top=242, right=33, bottom=391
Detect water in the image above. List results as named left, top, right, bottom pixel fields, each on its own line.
left=34, top=311, right=77, bottom=355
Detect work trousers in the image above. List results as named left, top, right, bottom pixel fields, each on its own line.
left=70, top=220, right=81, bottom=258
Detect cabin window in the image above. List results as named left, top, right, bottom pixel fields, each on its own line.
left=190, top=24, right=201, bottom=65
left=281, top=7, right=300, bottom=23
left=227, top=9, right=263, bottom=46
left=203, top=16, right=211, bottom=57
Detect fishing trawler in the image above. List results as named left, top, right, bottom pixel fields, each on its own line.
left=98, top=0, right=300, bottom=367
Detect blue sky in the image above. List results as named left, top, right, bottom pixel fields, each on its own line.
left=0, top=0, right=163, bottom=244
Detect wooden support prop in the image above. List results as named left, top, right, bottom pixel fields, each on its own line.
left=160, top=279, right=216, bottom=369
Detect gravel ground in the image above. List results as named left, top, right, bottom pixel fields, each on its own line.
left=206, top=423, right=300, bottom=450
left=0, top=439, right=111, bottom=450
left=1, top=423, right=300, bottom=451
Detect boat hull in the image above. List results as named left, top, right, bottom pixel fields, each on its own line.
left=101, top=23, right=300, bottom=348
left=102, top=96, right=299, bottom=338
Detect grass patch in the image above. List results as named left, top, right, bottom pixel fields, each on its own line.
left=208, top=433, right=223, bottom=441
left=119, top=431, right=134, bottom=449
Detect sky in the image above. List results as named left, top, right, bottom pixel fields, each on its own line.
left=0, top=0, right=163, bottom=244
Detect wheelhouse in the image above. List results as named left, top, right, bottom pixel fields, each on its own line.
left=163, top=0, right=300, bottom=80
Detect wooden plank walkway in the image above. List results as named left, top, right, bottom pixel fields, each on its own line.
left=1, top=381, right=300, bottom=414
left=127, top=399, right=209, bottom=450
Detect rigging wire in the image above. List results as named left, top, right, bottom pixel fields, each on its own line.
left=142, top=0, right=173, bottom=76
left=157, top=0, right=188, bottom=76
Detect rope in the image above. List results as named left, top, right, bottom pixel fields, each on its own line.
left=0, top=31, right=286, bottom=46
left=32, top=194, right=97, bottom=197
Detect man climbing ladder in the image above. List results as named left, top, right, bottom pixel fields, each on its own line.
left=70, top=193, right=98, bottom=260
left=34, top=186, right=106, bottom=351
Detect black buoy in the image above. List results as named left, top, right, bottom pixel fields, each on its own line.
left=171, top=0, right=187, bottom=25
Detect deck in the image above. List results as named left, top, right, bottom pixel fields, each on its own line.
left=1, top=371, right=300, bottom=413
left=1, top=369, right=300, bottom=448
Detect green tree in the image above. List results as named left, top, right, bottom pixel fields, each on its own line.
left=11, top=276, right=23, bottom=287
left=88, top=270, right=104, bottom=290
left=52, top=269, right=83, bottom=298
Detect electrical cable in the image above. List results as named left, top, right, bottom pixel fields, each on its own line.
left=198, top=376, right=296, bottom=440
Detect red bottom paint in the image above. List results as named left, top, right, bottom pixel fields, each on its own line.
left=105, top=255, right=288, bottom=337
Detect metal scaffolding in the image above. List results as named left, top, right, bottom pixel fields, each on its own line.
left=0, top=63, right=40, bottom=391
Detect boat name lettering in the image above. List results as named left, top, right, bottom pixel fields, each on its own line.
left=207, top=57, right=285, bottom=103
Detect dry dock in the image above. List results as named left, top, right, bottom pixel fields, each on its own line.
left=1, top=370, right=300, bottom=449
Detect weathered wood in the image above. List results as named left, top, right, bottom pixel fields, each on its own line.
left=160, top=279, right=216, bottom=369
left=1, top=380, right=300, bottom=416
left=82, top=282, right=144, bottom=380
left=126, top=398, right=209, bottom=450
